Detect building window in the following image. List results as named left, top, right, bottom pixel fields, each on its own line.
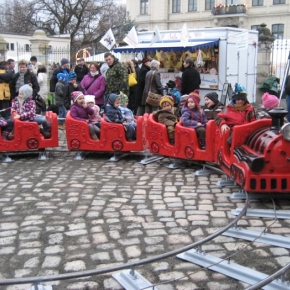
left=252, top=0, right=263, bottom=5
left=273, top=0, right=285, bottom=4
left=188, top=0, right=197, bottom=11
left=205, top=0, right=214, bottom=10
left=172, top=0, right=181, bottom=13
left=227, top=0, right=237, bottom=4
left=140, top=0, right=148, bottom=15
left=25, top=44, right=30, bottom=52
left=272, top=24, right=284, bottom=39
left=251, top=25, right=260, bottom=31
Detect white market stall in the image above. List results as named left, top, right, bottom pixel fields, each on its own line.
left=114, top=27, right=258, bottom=103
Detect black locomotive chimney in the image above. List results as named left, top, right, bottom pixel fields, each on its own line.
left=268, top=107, right=288, bottom=129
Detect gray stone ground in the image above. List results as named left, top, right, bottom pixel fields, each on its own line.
left=1, top=129, right=290, bottom=290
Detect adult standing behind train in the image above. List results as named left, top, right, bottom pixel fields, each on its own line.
left=104, top=52, right=129, bottom=98
left=49, top=58, right=70, bottom=96
left=136, top=58, right=151, bottom=116
left=10, top=59, right=40, bottom=101
left=74, top=58, right=89, bottom=83
left=181, top=57, right=201, bottom=95
left=81, top=62, right=106, bottom=107
left=141, top=60, right=163, bottom=114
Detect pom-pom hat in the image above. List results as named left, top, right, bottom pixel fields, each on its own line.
left=160, top=95, right=174, bottom=107
left=71, top=91, right=84, bottom=103
left=84, top=95, right=95, bottom=104
left=68, top=72, right=77, bottom=80
left=188, top=91, right=201, bottom=105
left=262, top=92, right=279, bottom=109
left=57, top=73, right=66, bottom=82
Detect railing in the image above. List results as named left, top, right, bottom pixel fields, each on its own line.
left=211, top=4, right=247, bottom=16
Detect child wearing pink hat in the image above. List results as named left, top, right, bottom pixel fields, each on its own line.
left=256, top=92, right=279, bottom=119
left=181, top=92, right=208, bottom=149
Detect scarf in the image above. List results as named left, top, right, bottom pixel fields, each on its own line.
left=90, top=71, right=99, bottom=77
left=233, top=103, right=252, bottom=120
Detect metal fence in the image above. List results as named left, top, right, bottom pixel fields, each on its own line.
left=270, top=39, right=290, bottom=90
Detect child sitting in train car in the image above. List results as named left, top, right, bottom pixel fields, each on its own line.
left=153, top=95, right=177, bottom=145
left=84, top=94, right=101, bottom=139
left=215, top=84, right=256, bottom=145
left=2, top=84, right=51, bottom=140
left=119, top=92, right=137, bottom=132
left=256, top=92, right=279, bottom=119
left=203, top=92, right=224, bottom=120
left=70, top=91, right=99, bottom=141
left=175, top=94, right=188, bottom=121
left=166, top=80, right=181, bottom=106
left=181, top=91, right=208, bottom=149
left=105, top=93, right=136, bottom=142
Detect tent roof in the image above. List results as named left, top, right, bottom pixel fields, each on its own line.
left=114, top=39, right=219, bottom=53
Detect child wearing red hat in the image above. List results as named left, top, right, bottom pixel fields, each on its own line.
left=181, top=92, right=208, bottom=149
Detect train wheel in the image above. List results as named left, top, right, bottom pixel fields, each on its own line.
left=217, top=151, right=223, bottom=166
left=112, top=139, right=123, bottom=151
left=27, top=138, right=39, bottom=149
left=184, top=146, right=194, bottom=159
left=71, top=139, right=81, bottom=149
left=151, top=142, right=159, bottom=154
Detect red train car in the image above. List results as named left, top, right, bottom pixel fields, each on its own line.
left=0, top=111, right=58, bottom=152
left=215, top=108, right=290, bottom=193
left=146, top=113, right=218, bottom=162
left=65, top=111, right=147, bottom=152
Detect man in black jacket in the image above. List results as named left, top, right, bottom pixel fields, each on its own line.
left=50, top=58, right=70, bottom=94
left=74, top=58, right=89, bottom=83
left=181, top=57, right=201, bottom=95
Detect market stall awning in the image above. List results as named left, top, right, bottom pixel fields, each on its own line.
left=114, top=39, right=219, bottom=53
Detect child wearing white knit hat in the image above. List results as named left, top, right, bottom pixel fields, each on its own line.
left=84, top=95, right=102, bottom=137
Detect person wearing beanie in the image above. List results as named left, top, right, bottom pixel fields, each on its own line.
left=256, top=92, right=279, bottom=119
left=119, top=92, right=137, bottom=132
left=55, top=73, right=68, bottom=129
left=84, top=95, right=102, bottom=138
left=215, top=89, right=256, bottom=145
left=136, top=57, right=151, bottom=116
left=181, top=92, right=208, bottom=149
left=4, top=84, right=51, bottom=140
left=49, top=58, right=70, bottom=94
left=105, top=93, right=136, bottom=141
left=70, top=91, right=99, bottom=141
left=63, top=71, right=83, bottom=110
left=166, top=80, right=181, bottom=105
left=181, top=57, right=201, bottom=95
left=153, top=95, right=177, bottom=145
left=204, top=92, right=224, bottom=120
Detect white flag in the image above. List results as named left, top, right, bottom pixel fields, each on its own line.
left=150, top=25, right=162, bottom=46
left=180, top=23, right=189, bottom=44
left=99, top=28, right=116, bottom=50
left=123, top=26, right=138, bottom=48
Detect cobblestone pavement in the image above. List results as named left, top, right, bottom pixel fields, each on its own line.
left=1, top=129, right=290, bottom=290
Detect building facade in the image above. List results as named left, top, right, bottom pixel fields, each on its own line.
left=127, top=0, right=290, bottom=38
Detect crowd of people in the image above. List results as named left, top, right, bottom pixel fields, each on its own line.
left=0, top=53, right=289, bottom=144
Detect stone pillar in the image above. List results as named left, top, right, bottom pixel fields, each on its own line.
left=29, top=29, right=50, bottom=66
left=256, top=23, right=275, bottom=103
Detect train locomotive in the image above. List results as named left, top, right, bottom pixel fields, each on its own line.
left=1, top=107, right=290, bottom=194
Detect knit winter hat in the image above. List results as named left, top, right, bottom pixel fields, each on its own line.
left=232, top=93, right=248, bottom=102
left=205, top=92, right=219, bottom=105
left=160, top=95, right=174, bottom=107
left=166, top=80, right=176, bottom=88
left=61, top=58, right=69, bottom=65
left=180, top=94, right=188, bottom=104
left=120, top=92, right=129, bottom=106
left=84, top=95, right=95, bottom=104
left=108, top=93, right=120, bottom=105
left=262, top=92, right=279, bottom=109
left=68, top=72, right=77, bottom=80
left=188, top=91, right=201, bottom=105
left=19, top=84, right=33, bottom=101
left=71, top=91, right=84, bottom=103
left=57, top=73, right=67, bottom=82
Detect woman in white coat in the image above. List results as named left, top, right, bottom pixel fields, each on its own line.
left=36, top=65, right=48, bottom=114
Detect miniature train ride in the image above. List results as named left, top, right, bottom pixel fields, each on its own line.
left=1, top=108, right=290, bottom=194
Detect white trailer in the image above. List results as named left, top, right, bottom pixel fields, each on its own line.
left=114, top=27, right=258, bottom=104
